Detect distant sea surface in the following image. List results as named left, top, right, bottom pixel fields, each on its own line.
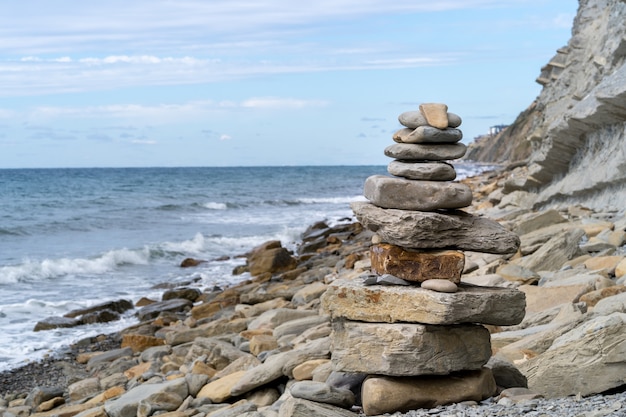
left=0, top=164, right=494, bottom=371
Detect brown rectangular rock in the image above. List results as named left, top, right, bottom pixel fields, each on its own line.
left=370, top=244, right=464, bottom=283
left=321, top=278, right=525, bottom=326
left=331, top=319, right=491, bottom=376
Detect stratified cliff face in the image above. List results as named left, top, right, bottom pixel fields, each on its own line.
left=467, top=0, right=626, bottom=211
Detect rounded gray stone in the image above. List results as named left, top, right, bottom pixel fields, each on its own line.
left=398, top=111, right=462, bottom=128
left=388, top=160, right=456, bottom=181
left=384, top=143, right=467, bottom=161
left=393, top=127, right=463, bottom=144
left=290, top=380, right=355, bottom=408
left=363, top=175, right=472, bottom=211
left=421, top=279, right=458, bottom=293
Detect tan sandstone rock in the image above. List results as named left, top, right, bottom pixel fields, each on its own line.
left=361, top=368, right=497, bottom=415
left=121, top=334, right=165, bottom=353
left=419, top=102, right=449, bottom=129
left=292, top=359, right=331, bottom=381
left=321, top=278, right=525, bottom=326
left=197, top=370, right=247, bottom=403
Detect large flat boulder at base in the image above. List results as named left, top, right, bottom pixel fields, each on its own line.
left=518, top=312, right=626, bottom=398
left=361, top=368, right=497, bottom=415
left=321, top=278, right=525, bottom=326
left=331, top=319, right=491, bottom=376
left=351, top=201, right=520, bottom=254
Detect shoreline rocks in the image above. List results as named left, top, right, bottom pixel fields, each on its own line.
left=1, top=164, right=625, bottom=416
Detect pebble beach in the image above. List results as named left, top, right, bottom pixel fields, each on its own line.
left=0, top=164, right=625, bottom=417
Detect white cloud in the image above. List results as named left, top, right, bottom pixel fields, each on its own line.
left=241, top=97, right=328, bottom=109
left=131, top=139, right=157, bottom=145
left=219, top=134, right=232, bottom=141
left=0, top=0, right=549, bottom=96
left=23, top=97, right=328, bottom=124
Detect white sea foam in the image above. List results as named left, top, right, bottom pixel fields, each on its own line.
left=296, top=195, right=365, bottom=204
left=160, top=233, right=207, bottom=254
left=203, top=202, right=228, bottom=210
left=0, top=248, right=150, bottom=284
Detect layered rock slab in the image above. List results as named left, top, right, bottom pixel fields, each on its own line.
left=330, top=319, right=491, bottom=376
left=361, top=368, right=497, bottom=415
left=370, top=244, right=464, bottom=283
left=321, top=278, right=525, bottom=326
left=351, top=201, right=520, bottom=254
left=519, top=312, right=626, bottom=398
left=363, top=175, right=472, bottom=211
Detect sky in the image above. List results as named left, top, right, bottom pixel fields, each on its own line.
left=0, top=1, right=578, bottom=168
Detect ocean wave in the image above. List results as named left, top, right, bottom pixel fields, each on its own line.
left=159, top=233, right=207, bottom=255
left=0, top=227, right=28, bottom=236
left=0, top=248, right=150, bottom=284
left=202, top=202, right=228, bottom=210
left=296, top=195, right=367, bottom=205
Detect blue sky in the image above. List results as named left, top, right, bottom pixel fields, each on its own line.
left=0, top=1, right=577, bottom=168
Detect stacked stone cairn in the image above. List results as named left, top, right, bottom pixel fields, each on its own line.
left=321, top=103, right=527, bottom=415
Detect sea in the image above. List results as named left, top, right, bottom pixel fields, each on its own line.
left=0, top=164, right=493, bottom=371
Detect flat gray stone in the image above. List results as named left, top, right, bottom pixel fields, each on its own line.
left=331, top=319, right=491, bottom=376
left=385, top=143, right=467, bottom=161
left=519, top=313, right=626, bottom=397
left=364, top=175, right=472, bottom=211
left=377, top=274, right=411, bottom=286
left=351, top=201, right=520, bottom=254
left=321, top=278, right=526, bottom=326
left=230, top=337, right=331, bottom=397
left=290, top=381, right=355, bottom=408
left=279, top=397, right=356, bottom=417
left=388, top=160, right=456, bottom=181
left=398, top=111, right=462, bottom=128
left=393, top=127, right=463, bottom=144
left=104, top=378, right=188, bottom=417
left=512, top=227, right=586, bottom=272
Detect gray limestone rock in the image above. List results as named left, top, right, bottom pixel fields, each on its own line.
left=363, top=175, right=472, bottom=211
left=385, top=143, right=467, bottom=161
left=511, top=227, right=585, bottom=272
left=387, top=160, right=456, bottom=181
left=351, top=201, right=520, bottom=254
left=331, top=319, right=492, bottom=376
left=393, top=126, right=463, bottom=144
left=104, top=378, right=188, bottom=417
left=321, top=278, right=526, bottom=326
left=398, top=110, right=462, bottom=129
left=230, top=337, right=331, bottom=397
left=278, top=396, right=356, bottom=417
left=519, top=312, right=626, bottom=397
left=376, top=273, right=411, bottom=286
left=289, top=381, right=355, bottom=408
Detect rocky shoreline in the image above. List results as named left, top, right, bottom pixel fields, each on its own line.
left=1, top=167, right=626, bottom=417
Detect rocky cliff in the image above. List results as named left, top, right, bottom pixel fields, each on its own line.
left=465, top=0, right=626, bottom=211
